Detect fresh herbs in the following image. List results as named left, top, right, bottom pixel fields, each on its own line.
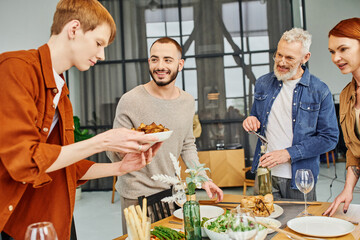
left=205, top=210, right=232, bottom=233
left=200, top=217, right=209, bottom=227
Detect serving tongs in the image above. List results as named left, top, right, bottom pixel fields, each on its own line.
left=248, top=131, right=268, bottom=171
left=249, top=130, right=268, bottom=145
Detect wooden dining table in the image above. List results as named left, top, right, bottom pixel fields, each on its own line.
left=113, top=194, right=360, bottom=240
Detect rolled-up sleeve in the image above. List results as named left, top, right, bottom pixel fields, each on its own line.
left=345, top=149, right=360, bottom=169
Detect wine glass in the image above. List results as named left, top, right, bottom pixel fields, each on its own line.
left=172, top=180, right=187, bottom=207
left=24, top=221, right=58, bottom=240
left=227, top=208, right=258, bottom=240
left=295, top=169, right=314, bottom=216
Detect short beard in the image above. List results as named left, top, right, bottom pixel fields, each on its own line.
left=274, top=63, right=299, bottom=81
left=149, top=70, right=179, bottom=86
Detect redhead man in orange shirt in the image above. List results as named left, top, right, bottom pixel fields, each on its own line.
left=0, top=0, right=162, bottom=239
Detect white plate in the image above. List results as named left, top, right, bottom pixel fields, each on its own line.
left=146, top=131, right=173, bottom=143
left=287, top=216, right=355, bottom=237
left=173, top=205, right=224, bottom=220
left=255, top=217, right=281, bottom=234
left=268, top=204, right=283, bottom=218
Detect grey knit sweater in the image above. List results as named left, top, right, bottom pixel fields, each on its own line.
left=107, top=85, right=207, bottom=199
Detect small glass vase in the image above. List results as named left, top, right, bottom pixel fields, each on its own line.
left=183, top=194, right=201, bottom=240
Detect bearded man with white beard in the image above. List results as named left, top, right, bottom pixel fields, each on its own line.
left=243, top=28, right=339, bottom=200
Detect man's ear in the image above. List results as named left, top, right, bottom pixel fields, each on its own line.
left=302, top=52, right=311, bottom=65
left=178, top=59, right=185, bottom=72
left=67, top=20, right=81, bottom=40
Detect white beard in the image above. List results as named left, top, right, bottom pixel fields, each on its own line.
left=274, top=63, right=299, bottom=81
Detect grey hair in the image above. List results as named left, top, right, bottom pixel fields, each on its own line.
left=280, top=28, right=312, bottom=55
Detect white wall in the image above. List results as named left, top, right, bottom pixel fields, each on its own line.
left=0, top=0, right=58, bottom=53
left=305, top=0, right=360, bottom=98
left=0, top=0, right=82, bottom=115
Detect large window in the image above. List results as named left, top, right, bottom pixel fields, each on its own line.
left=74, top=0, right=296, bottom=190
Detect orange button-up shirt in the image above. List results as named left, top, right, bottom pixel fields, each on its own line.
left=0, top=44, right=95, bottom=239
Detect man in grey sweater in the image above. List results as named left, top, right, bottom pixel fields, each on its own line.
left=107, top=37, right=223, bottom=233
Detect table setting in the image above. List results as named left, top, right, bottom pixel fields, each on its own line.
left=113, top=129, right=360, bottom=240
left=113, top=192, right=360, bottom=240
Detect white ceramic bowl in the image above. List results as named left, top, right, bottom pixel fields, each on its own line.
left=204, top=218, right=229, bottom=240
left=146, top=130, right=173, bottom=143
left=204, top=218, right=268, bottom=240
left=256, top=228, right=268, bottom=240
left=201, top=227, right=208, bottom=238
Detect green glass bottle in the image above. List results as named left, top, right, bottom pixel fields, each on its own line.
left=257, top=144, right=272, bottom=195
left=183, top=194, right=201, bottom=240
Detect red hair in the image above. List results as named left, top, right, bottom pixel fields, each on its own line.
left=51, top=0, right=116, bottom=44
left=328, top=17, right=360, bottom=41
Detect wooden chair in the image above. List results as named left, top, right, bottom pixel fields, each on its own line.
left=326, top=150, right=336, bottom=168
left=138, top=188, right=180, bottom=222
left=243, top=167, right=255, bottom=195
left=111, top=176, right=117, bottom=203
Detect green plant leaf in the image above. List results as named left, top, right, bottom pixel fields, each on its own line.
left=73, top=116, right=94, bottom=142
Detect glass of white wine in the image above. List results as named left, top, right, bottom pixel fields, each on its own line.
left=295, top=169, right=314, bottom=216
left=172, top=180, right=187, bottom=208
left=24, top=221, right=58, bottom=240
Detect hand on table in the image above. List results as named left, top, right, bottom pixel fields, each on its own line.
left=202, top=181, right=224, bottom=202
left=259, top=149, right=290, bottom=168
left=323, top=187, right=353, bottom=217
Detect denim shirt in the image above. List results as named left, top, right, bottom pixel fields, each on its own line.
left=250, top=66, right=339, bottom=189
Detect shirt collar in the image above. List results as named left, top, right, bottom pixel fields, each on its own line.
left=345, top=78, right=357, bottom=104
left=38, top=44, right=69, bottom=96
left=297, top=66, right=310, bottom=87
left=39, top=44, right=56, bottom=89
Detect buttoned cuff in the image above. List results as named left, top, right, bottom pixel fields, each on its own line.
left=32, top=144, right=62, bottom=188
left=76, top=160, right=96, bottom=186
left=286, top=145, right=303, bottom=163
